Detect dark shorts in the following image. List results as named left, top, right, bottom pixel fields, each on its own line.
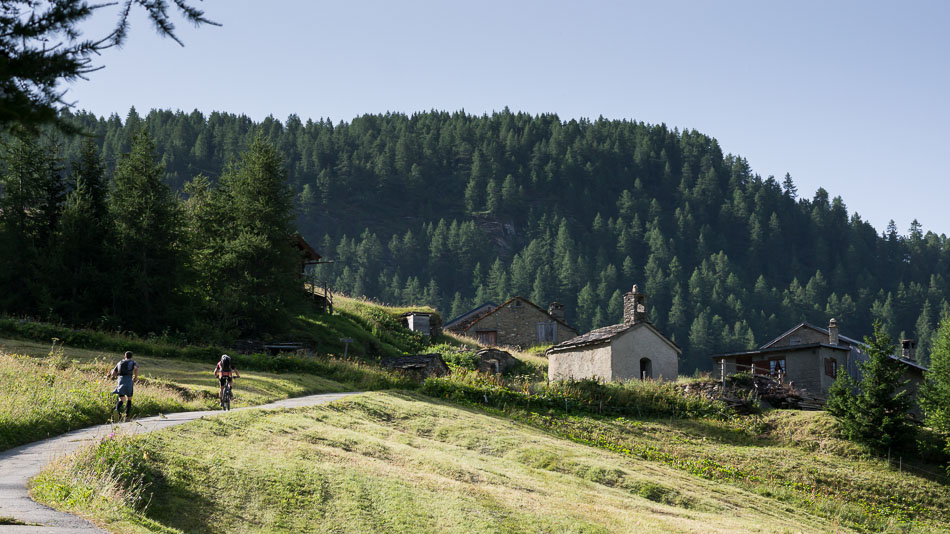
left=219, top=376, right=233, bottom=387
left=113, top=375, right=134, bottom=397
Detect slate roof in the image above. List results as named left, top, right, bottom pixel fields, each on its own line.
left=546, top=321, right=681, bottom=354
left=760, top=322, right=863, bottom=350
left=444, top=302, right=496, bottom=330
left=712, top=342, right=851, bottom=360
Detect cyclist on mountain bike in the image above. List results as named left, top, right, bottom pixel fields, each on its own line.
left=214, top=354, right=239, bottom=403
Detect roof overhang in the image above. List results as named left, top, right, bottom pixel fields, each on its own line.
left=712, top=342, right=850, bottom=360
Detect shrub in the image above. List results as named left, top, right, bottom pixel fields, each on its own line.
left=421, top=370, right=727, bottom=420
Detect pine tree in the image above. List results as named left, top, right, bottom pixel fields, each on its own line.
left=782, top=173, right=797, bottom=199
left=51, top=140, right=113, bottom=323
left=826, top=322, right=913, bottom=452
left=189, top=134, right=299, bottom=336
left=0, top=134, right=49, bottom=313
left=109, top=130, right=186, bottom=331
left=915, top=301, right=934, bottom=367
left=576, top=282, right=596, bottom=333
left=920, top=314, right=950, bottom=445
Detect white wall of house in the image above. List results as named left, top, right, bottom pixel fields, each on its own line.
left=610, top=326, right=678, bottom=381
left=548, top=325, right=678, bottom=382
left=548, top=344, right=613, bottom=381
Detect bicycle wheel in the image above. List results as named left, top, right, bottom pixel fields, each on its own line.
left=224, top=387, right=231, bottom=411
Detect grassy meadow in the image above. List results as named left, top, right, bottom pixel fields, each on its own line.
left=0, top=339, right=358, bottom=452
left=32, top=391, right=854, bottom=534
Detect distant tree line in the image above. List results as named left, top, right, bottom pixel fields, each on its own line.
left=32, top=108, right=950, bottom=371
left=0, top=129, right=300, bottom=340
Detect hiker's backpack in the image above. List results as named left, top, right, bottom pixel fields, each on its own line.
left=119, top=359, right=135, bottom=376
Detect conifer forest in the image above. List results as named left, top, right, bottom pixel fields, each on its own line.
left=2, top=107, right=947, bottom=373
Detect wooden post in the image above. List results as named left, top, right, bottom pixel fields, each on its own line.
left=721, top=359, right=726, bottom=392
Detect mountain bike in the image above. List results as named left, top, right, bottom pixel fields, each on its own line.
left=220, top=380, right=233, bottom=411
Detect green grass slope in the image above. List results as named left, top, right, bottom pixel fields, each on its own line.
left=0, top=295, right=438, bottom=452
left=0, top=338, right=404, bottom=452
left=33, top=391, right=888, bottom=534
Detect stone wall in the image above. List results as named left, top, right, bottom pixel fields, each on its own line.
left=464, top=298, right=577, bottom=348
left=771, top=327, right=831, bottom=347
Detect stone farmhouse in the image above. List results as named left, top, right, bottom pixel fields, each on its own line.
left=711, top=319, right=928, bottom=402
left=547, top=285, right=680, bottom=382
left=445, top=297, right=578, bottom=348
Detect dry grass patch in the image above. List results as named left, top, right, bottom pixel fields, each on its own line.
left=35, top=392, right=852, bottom=534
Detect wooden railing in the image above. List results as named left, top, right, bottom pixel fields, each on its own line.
left=304, top=276, right=333, bottom=314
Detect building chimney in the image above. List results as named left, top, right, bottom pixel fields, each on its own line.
left=548, top=301, right=565, bottom=322
left=901, top=339, right=917, bottom=361
left=623, top=284, right=648, bottom=325
left=828, top=318, right=839, bottom=345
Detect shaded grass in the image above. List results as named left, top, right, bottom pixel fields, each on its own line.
left=287, top=294, right=440, bottom=359
left=32, top=392, right=847, bottom=534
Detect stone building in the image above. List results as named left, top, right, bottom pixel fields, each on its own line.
left=711, top=319, right=928, bottom=404
left=445, top=296, right=578, bottom=348
left=547, top=285, right=680, bottom=381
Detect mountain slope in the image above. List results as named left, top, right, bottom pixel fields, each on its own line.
left=56, top=108, right=950, bottom=371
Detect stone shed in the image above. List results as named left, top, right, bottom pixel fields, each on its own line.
left=547, top=285, right=680, bottom=382
left=446, top=296, right=578, bottom=349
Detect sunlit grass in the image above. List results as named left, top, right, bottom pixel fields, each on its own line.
left=0, top=340, right=348, bottom=452
left=32, top=391, right=851, bottom=534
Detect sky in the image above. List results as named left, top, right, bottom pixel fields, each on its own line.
left=65, top=0, right=950, bottom=235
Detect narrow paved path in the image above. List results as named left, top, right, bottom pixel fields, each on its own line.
left=0, top=392, right=361, bottom=533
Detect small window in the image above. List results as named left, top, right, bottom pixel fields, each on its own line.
left=511, top=300, right=523, bottom=308
left=769, top=359, right=786, bottom=377
left=824, top=358, right=837, bottom=378
left=789, top=337, right=802, bottom=346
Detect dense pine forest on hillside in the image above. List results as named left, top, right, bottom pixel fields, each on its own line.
left=5, top=108, right=949, bottom=372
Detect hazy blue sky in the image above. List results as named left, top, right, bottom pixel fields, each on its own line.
left=67, top=1, right=950, bottom=235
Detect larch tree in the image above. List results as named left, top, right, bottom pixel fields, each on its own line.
left=0, top=0, right=217, bottom=132
left=194, top=134, right=300, bottom=336
left=109, top=130, right=186, bottom=331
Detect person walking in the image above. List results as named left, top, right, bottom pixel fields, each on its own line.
left=109, top=351, right=138, bottom=416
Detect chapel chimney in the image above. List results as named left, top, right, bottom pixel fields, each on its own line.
left=623, top=284, right=648, bottom=325
left=548, top=301, right=565, bottom=322
left=828, top=318, right=839, bottom=345
left=901, top=339, right=917, bottom=361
